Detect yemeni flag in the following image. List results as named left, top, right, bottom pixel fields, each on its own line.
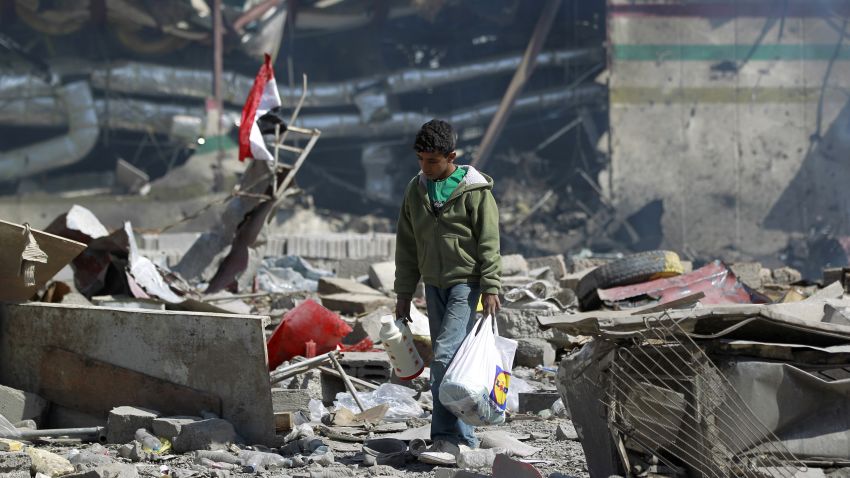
left=238, top=53, right=281, bottom=162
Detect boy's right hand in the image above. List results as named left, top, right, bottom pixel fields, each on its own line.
left=396, top=298, right=412, bottom=323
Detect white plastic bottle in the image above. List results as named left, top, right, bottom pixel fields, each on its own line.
left=379, top=315, right=424, bottom=380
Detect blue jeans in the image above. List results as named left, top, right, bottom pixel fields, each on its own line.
left=425, top=283, right=481, bottom=448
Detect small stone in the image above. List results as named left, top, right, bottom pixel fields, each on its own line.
left=555, top=422, right=579, bottom=441
left=155, top=418, right=236, bottom=453
left=537, top=409, right=553, bottom=420
left=773, top=267, right=803, bottom=285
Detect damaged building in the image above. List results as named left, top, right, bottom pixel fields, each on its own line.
left=2, top=1, right=850, bottom=478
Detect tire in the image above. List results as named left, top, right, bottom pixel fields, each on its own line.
left=577, top=250, right=684, bottom=310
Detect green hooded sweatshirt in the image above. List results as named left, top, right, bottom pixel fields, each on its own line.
left=394, top=165, right=502, bottom=298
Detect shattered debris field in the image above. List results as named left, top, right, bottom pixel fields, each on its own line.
left=5, top=1, right=850, bottom=477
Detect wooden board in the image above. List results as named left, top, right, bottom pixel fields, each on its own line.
left=39, top=347, right=221, bottom=418
left=0, top=220, right=86, bottom=301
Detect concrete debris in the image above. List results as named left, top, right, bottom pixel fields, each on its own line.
left=153, top=417, right=236, bottom=453
left=106, top=406, right=161, bottom=444
left=0, top=384, right=49, bottom=427
left=321, top=293, right=395, bottom=315
left=555, top=422, right=578, bottom=441
left=368, top=261, right=396, bottom=293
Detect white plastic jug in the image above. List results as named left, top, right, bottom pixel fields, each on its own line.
left=379, top=315, right=425, bottom=380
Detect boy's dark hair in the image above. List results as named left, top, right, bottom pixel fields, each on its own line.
left=413, top=119, right=456, bottom=155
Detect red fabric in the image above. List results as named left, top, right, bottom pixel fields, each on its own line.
left=339, top=338, right=376, bottom=352
left=238, top=53, right=274, bottom=162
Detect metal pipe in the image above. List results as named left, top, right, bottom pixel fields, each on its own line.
left=0, top=81, right=99, bottom=181
left=270, top=351, right=335, bottom=383
left=3, top=427, right=107, bottom=443
left=83, top=48, right=601, bottom=108
left=328, top=352, right=366, bottom=413
left=0, top=84, right=605, bottom=139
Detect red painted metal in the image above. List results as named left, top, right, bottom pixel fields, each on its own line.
left=598, top=261, right=756, bottom=306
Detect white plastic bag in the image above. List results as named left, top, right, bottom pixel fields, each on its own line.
left=439, top=315, right=518, bottom=426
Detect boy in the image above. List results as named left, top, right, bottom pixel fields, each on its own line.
left=394, top=119, right=502, bottom=452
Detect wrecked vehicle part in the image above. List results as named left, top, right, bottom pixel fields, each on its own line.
left=592, top=318, right=806, bottom=477
left=0, top=81, right=99, bottom=182
left=597, top=260, right=759, bottom=308
left=720, top=356, right=850, bottom=461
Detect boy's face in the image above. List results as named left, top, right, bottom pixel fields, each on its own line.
left=417, top=151, right=457, bottom=180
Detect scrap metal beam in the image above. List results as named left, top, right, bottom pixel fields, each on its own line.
left=472, top=0, right=563, bottom=169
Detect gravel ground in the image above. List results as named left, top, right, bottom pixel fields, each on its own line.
left=27, top=414, right=588, bottom=478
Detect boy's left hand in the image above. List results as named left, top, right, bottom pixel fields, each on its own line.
left=482, top=293, right=501, bottom=318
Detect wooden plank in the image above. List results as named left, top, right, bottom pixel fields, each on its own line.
left=39, top=347, right=221, bottom=418
left=0, top=220, right=86, bottom=301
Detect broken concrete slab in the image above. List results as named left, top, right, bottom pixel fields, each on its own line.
left=318, top=277, right=385, bottom=296
left=154, top=417, right=236, bottom=453
left=271, top=388, right=311, bottom=414
left=38, top=347, right=220, bottom=423
left=0, top=302, right=274, bottom=445
left=321, top=293, right=394, bottom=315
left=368, top=261, right=396, bottom=292
left=106, top=406, right=160, bottom=444
left=514, top=338, right=556, bottom=367
left=0, top=384, right=48, bottom=426
left=0, top=220, right=87, bottom=301
left=0, top=452, right=31, bottom=478
left=492, top=453, right=543, bottom=478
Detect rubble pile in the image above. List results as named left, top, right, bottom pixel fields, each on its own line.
left=5, top=199, right=850, bottom=478
left=0, top=205, right=591, bottom=478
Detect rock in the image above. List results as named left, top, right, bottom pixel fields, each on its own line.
left=0, top=451, right=32, bottom=478
left=271, top=388, right=312, bottom=414
left=368, top=261, right=396, bottom=292
left=0, top=384, right=48, bottom=425
left=106, top=406, right=161, bottom=444
left=773, top=267, right=803, bottom=285
left=26, top=447, right=75, bottom=477
left=496, top=307, right=563, bottom=341
left=117, top=442, right=147, bottom=463
left=555, top=422, right=579, bottom=441
left=501, top=254, right=529, bottom=276
left=514, top=338, right=556, bottom=367
left=456, top=448, right=501, bottom=469
left=318, top=277, right=384, bottom=296
left=151, top=416, right=201, bottom=439
left=321, top=293, right=393, bottom=315
left=730, top=262, right=763, bottom=290
left=527, top=255, right=567, bottom=280
left=65, top=463, right=139, bottom=478
left=153, top=417, right=236, bottom=453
